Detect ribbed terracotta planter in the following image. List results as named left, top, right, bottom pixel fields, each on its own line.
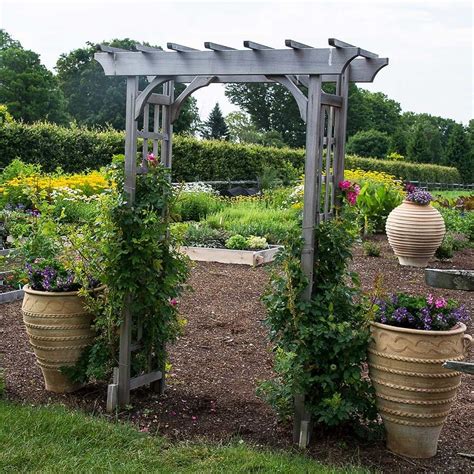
left=21, top=285, right=98, bottom=393
left=386, top=200, right=445, bottom=267
left=368, top=322, right=472, bottom=458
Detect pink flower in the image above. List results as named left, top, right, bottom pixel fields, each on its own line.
left=339, top=180, right=351, bottom=190
left=169, top=298, right=177, bottom=306
left=427, top=294, right=434, bottom=305
left=347, top=191, right=358, bottom=205
left=146, top=153, right=158, bottom=166
left=435, top=297, right=447, bottom=309
left=191, top=416, right=197, bottom=421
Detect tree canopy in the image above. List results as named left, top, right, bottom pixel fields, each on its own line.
left=55, top=39, right=200, bottom=133
left=0, top=29, right=68, bottom=124
left=201, top=103, right=229, bottom=140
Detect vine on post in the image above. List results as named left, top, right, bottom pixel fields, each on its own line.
left=261, top=184, right=376, bottom=428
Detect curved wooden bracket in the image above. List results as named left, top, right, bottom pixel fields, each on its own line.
left=266, top=75, right=308, bottom=123
left=348, top=58, right=389, bottom=82
left=170, top=76, right=216, bottom=123
left=135, top=76, right=172, bottom=119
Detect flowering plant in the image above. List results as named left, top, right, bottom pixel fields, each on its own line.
left=405, top=185, right=433, bottom=205
left=26, top=258, right=77, bottom=292
left=338, top=180, right=360, bottom=206
left=372, top=292, right=469, bottom=331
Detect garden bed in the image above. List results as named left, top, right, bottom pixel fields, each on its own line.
left=1, top=236, right=472, bottom=472
left=180, top=245, right=282, bottom=266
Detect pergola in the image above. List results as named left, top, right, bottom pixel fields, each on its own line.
left=95, top=38, right=388, bottom=446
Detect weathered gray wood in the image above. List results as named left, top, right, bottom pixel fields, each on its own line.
left=443, top=361, right=474, bottom=374
left=137, top=130, right=167, bottom=140
left=301, top=75, right=323, bottom=300
left=323, top=107, right=334, bottom=218
left=170, top=76, right=215, bottom=123
left=106, top=384, right=118, bottom=412
left=146, top=93, right=172, bottom=106
left=142, top=103, right=149, bottom=161
left=314, top=106, right=327, bottom=226
left=204, top=42, right=236, bottom=51
left=129, top=370, right=163, bottom=390
left=333, top=71, right=349, bottom=193
left=243, top=40, right=273, bottom=50
left=329, top=38, right=379, bottom=59
left=285, top=39, right=313, bottom=49
left=135, top=44, right=163, bottom=53
left=167, top=42, right=199, bottom=52
left=153, top=104, right=160, bottom=156
left=95, top=47, right=360, bottom=77
left=0, top=289, right=24, bottom=304
left=161, top=81, right=174, bottom=168
left=321, top=92, right=343, bottom=108
left=97, top=44, right=129, bottom=53
left=135, top=76, right=172, bottom=120
left=425, top=269, right=474, bottom=291
left=266, top=75, right=307, bottom=122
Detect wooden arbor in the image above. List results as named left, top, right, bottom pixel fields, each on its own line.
left=95, top=38, right=388, bottom=445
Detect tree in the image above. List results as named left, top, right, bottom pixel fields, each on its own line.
left=0, top=32, right=68, bottom=124
left=407, top=120, right=442, bottom=164
left=389, top=127, right=408, bottom=155
left=444, top=124, right=472, bottom=183
left=201, top=103, right=229, bottom=140
left=346, top=129, right=390, bottom=158
left=56, top=39, right=199, bottom=133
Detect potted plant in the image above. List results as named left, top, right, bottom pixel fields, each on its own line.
left=368, top=292, right=472, bottom=458
left=16, top=204, right=103, bottom=393
left=386, top=186, right=445, bottom=267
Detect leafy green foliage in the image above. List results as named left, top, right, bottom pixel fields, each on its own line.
left=225, top=234, right=248, bottom=250
left=0, top=31, right=68, bottom=124
left=201, top=103, right=229, bottom=140
left=407, top=120, right=442, bottom=164
left=0, top=121, right=461, bottom=183
left=436, top=207, right=474, bottom=241
left=182, top=222, right=229, bottom=248
left=346, top=129, right=390, bottom=159
left=55, top=39, right=199, bottom=133
left=173, top=191, right=223, bottom=222
left=362, top=241, right=381, bottom=257
left=262, top=208, right=376, bottom=427
left=444, top=124, right=472, bottom=184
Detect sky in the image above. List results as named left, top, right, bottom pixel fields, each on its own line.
left=1, top=0, right=472, bottom=124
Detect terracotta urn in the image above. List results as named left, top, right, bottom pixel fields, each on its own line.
left=21, top=285, right=98, bottom=393
left=368, top=321, right=472, bottom=458
left=386, top=200, right=445, bottom=267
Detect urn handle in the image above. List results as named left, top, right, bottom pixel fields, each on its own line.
left=463, top=334, right=473, bottom=354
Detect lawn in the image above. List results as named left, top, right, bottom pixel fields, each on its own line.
left=0, top=401, right=361, bottom=473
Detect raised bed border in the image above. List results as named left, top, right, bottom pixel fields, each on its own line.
left=0, top=270, right=23, bottom=304
left=180, top=245, right=282, bottom=266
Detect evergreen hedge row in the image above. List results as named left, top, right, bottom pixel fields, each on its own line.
left=0, top=121, right=461, bottom=183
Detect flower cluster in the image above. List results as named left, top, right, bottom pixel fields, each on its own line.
left=373, top=292, right=469, bottom=331
left=405, top=186, right=433, bottom=205
left=339, top=180, right=360, bottom=205
left=174, top=181, right=219, bottom=196
left=26, top=258, right=78, bottom=292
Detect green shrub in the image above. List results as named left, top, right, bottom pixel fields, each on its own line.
left=437, top=207, right=474, bottom=241
left=247, top=235, right=268, bottom=249
left=346, top=129, right=390, bottom=159
left=173, top=191, right=223, bottom=222
left=225, top=234, right=248, bottom=250
left=0, top=121, right=460, bottom=184
left=363, top=241, right=381, bottom=257
left=435, top=233, right=455, bottom=260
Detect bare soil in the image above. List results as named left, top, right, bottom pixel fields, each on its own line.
left=1, top=235, right=472, bottom=473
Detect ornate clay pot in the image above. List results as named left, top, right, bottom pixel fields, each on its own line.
left=386, top=200, right=445, bottom=267
left=21, top=285, right=97, bottom=393
left=368, top=322, right=472, bottom=458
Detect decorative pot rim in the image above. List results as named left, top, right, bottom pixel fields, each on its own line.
left=370, top=321, right=466, bottom=337
left=22, top=284, right=105, bottom=297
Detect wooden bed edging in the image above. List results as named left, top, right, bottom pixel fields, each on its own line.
left=180, top=245, right=282, bottom=266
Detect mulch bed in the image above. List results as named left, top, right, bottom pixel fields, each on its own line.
left=1, top=235, right=472, bottom=472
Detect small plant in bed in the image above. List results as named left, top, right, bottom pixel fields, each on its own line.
left=224, top=234, right=269, bottom=251
left=362, top=240, right=381, bottom=257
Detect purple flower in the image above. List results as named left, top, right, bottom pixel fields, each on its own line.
left=420, top=307, right=432, bottom=330
left=406, top=188, right=433, bottom=205
left=393, top=307, right=411, bottom=323
left=450, top=305, right=469, bottom=323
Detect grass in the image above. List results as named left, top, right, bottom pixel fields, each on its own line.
left=432, top=190, right=473, bottom=199
left=0, top=401, right=365, bottom=473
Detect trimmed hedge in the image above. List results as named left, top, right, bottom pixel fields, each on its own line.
left=0, top=121, right=461, bottom=183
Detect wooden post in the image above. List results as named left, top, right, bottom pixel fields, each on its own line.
left=118, top=76, right=138, bottom=407
left=333, top=70, right=349, bottom=191
left=295, top=74, right=323, bottom=446
left=161, top=80, right=174, bottom=168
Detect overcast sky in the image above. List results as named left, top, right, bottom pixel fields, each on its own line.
left=1, top=0, right=472, bottom=123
